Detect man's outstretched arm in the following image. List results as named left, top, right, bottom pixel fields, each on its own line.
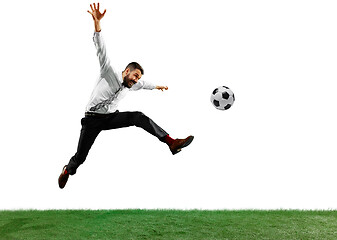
left=87, top=2, right=106, bottom=32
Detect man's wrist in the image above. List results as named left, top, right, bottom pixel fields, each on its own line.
left=94, top=20, right=101, bottom=32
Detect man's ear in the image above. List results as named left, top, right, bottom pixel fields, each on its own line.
left=124, top=68, right=130, bottom=75
left=122, top=68, right=130, bottom=79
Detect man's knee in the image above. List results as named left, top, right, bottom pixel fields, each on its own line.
left=131, top=111, right=147, bottom=126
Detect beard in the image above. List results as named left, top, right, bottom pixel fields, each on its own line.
left=122, top=75, right=136, bottom=88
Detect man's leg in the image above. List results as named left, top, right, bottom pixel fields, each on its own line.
left=67, top=117, right=102, bottom=175
left=103, top=111, right=194, bottom=154
left=59, top=117, right=102, bottom=189
left=103, top=111, right=168, bottom=140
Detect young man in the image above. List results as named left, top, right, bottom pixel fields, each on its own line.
left=58, top=3, right=194, bottom=189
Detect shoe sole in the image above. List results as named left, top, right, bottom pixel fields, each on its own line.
left=58, top=165, right=69, bottom=189
left=172, top=136, right=194, bottom=155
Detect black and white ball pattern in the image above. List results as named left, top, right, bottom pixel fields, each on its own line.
left=210, top=86, right=235, bottom=110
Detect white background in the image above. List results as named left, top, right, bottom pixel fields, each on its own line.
left=1, top=0, right=337, bottom=210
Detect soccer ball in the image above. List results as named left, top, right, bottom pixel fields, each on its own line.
left=210, top=86, right=235, bottom=110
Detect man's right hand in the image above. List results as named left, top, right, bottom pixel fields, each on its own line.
left=87, top=3, right=106, bottom=32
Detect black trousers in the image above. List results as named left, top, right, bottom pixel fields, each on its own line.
left=67, top=111, right=168, bottom=175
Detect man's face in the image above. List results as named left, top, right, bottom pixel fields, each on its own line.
left=123, top=69, right=142, bottom=88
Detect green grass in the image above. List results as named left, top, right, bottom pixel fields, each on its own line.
left=1, top=210, right=337, bottom=239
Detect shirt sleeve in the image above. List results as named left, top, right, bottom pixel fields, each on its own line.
left=131, top=80, right=156, bottom=91
left=93, top=32, right=111, bottom=75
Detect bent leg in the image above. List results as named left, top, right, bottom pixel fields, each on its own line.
left=103, top=111, right=168, bottom=141
left=67, top=118, right=101, bottom=175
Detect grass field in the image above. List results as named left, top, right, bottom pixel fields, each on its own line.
left=1, top=210, right=337, bottom=239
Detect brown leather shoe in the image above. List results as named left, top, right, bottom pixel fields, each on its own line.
left=58, top=165, right=69, bottom=189
left=169, top=136, right=194, bottom=155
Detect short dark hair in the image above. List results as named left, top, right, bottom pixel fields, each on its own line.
left=125, top=62, right=144, bottom=75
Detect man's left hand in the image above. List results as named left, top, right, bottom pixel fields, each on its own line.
left=156, top=86, right=168, bottom=91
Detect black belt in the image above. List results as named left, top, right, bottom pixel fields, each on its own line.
left=85, top=111, right=119, bottom=118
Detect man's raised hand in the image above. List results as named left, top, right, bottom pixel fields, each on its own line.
left=88, top=3, right=106, bottom=32
left=87, top=3, right=106, bottom=22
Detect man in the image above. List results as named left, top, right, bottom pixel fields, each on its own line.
left=58, top=3, right=194, bottom=189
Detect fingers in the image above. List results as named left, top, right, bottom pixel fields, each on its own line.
left=157, top=86, right=168, bottom=91
left=89, top=3, right=105, bottom=15
left=90, top=3, right=99, bottom=11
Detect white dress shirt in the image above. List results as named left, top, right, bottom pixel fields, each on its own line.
left=85, top=32, right=156, bottom=114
